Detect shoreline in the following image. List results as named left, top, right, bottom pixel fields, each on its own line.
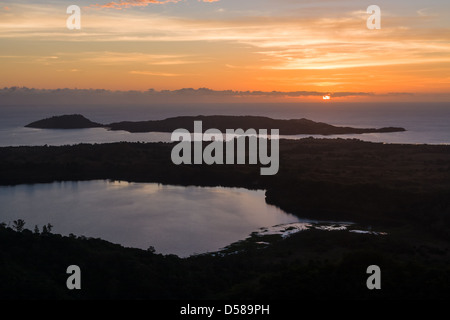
left=1, top=138, right=449, bottom=233
left=2, top=125, right=449, bottom=147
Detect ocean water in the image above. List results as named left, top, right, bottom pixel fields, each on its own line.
left=0, top=102, right=449, bottom=146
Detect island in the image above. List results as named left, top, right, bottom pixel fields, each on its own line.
left=25, top=114, right=406, bottom=135
left=25, top=114, right=103, bottom=129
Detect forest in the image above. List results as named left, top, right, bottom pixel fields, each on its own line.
left=1, top=138, right=449, bottom=299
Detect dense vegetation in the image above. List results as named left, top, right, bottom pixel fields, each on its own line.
left=1, top=138, right=449, bottom=299
left=1, top=220, right=449, bottom=299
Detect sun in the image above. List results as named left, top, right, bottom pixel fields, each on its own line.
left=323, top=95, right=331, bottom=100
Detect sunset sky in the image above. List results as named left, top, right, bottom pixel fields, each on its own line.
left=1, top=0, right=450, bottom=101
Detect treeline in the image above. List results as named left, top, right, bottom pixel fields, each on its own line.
left=1, top=219, right=53, bottom=234
left=1, top=220, right=449, bottom=299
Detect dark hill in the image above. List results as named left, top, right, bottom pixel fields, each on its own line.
left=25, top=114, right=103, bottom=129
left=107, top=115, right=406, bottom=135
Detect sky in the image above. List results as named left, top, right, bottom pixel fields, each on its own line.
left=1, top=0, right=450, bottom=102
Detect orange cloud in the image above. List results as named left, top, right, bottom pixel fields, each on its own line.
left=129, top=70, right=183, bottom=76
left=93, top=0, right=180, bottom=9
left=93, top=0, right=218, bottom=9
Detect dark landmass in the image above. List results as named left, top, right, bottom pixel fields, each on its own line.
left=25, top=114, right=406, bottom=135
left=25, top=114, right=103, bottom=129
left=1, top=139, right=449, bottom=233
left=1, top=218, right=449, bottom=300
left=1, top=138, right=449, bottom=299
left=107, top=115, right=406, bottom=135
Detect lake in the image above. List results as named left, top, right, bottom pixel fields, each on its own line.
left=0, top=181, right=305, bottom=257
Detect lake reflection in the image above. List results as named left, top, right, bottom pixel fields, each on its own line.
left=0, top=181, right=301, bottom=257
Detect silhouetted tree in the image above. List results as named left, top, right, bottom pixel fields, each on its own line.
left=42, top=223, right=53, bottom=235
left=12, top=219, right=25, bottom=232
left=34, top=225, right=40, bottom=234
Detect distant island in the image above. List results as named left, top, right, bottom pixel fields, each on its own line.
left=25, top=114, right=103, bottom=129
left=25, top=114, right=406, bottom=135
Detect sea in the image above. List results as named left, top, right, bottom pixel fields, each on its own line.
left=0, top=102, right=449, bottom=146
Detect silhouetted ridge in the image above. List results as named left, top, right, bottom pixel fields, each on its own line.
left=26, top=114, right=406, bottom=135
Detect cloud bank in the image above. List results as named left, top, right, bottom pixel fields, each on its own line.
left=91, top=0, right=219, bottom=9
left=0, top=87, right=418, bottom=105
